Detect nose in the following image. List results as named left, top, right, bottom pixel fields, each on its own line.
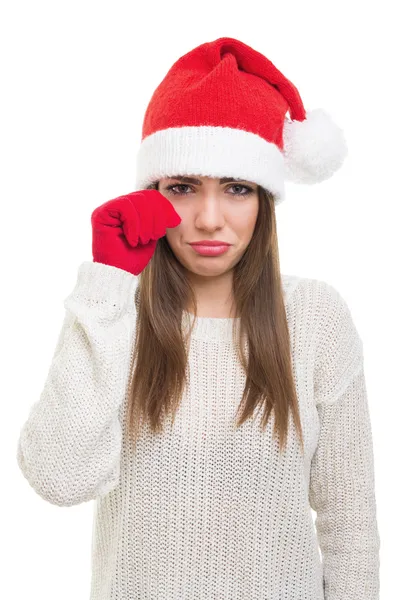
left=194, top=195, right=225, bottom=231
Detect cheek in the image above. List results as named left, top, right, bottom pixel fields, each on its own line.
left=248, top=201, right=259, bottom=230
left=165, top=203, right=192, bottom=236
left=164, top=226, right=180, bottom=249
left=233, top=204, right=259, bottom=235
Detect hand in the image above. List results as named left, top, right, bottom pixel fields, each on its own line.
left=91, top=189, right=181, bottom=275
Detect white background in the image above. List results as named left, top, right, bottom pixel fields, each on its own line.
left=2, top=1, right=398, bottom=598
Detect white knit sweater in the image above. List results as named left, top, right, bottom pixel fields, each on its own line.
left=16, top=261, right=380, bottom=599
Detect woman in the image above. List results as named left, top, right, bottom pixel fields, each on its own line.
left=16, top=37, right=380, bottom=599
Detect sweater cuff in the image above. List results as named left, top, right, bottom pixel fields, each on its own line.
left=66, top=261, right=139, bottom=315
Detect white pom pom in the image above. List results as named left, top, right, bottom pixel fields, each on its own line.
left=283, top=108, right=348, bottom=184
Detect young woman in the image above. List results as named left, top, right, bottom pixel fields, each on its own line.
left=16, top=37, right=380, bottom=599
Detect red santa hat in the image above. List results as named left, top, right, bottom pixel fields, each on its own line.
left=135, top=36, right=347, bottom=204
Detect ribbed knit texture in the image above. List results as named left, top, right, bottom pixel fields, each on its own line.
left=16, top=261, right=380, bottom=599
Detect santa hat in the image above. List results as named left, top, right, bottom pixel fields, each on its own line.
left=134, top=37, right=347, bottom=204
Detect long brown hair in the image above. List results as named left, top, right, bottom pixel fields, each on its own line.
left=124, top=183, right=304, bottom=455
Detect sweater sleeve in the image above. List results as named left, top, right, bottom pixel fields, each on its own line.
left=16, top=261, right=139, bottom=507
left=309, top=281, right=380, bottom=599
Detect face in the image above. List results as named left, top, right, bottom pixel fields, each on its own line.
left=159, top=175, right=259, bottom=280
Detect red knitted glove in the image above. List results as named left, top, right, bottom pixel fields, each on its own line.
left=91, top=190, right=181, bottom=275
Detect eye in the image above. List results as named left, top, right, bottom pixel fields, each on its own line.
left=165, top=183, right=254, bottom=196
left=165, top=184, right=192, bottom=195
left=227, top=184, right=254, bottom=196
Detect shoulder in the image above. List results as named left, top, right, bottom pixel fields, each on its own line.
left=281, top=273, right=347, bottom=350
left=281, top=272, right=354, bottom=321
left=282, top=273, right=364, bottom=405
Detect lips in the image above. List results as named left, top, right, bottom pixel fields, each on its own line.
left=190, top=242, right=230, bottom=247
left=190, top=243, right=231, bottom=256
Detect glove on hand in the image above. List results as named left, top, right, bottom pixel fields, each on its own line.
left=91, top=189, right=181, bottom=275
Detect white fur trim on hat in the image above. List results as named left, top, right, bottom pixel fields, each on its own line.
left=135, top=126, right=286, bottom=204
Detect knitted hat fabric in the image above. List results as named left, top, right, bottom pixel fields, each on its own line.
left=134, top=37, right=347, bottom=204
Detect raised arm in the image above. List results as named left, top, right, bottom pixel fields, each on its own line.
left=16, top=261, right=138, bottom=506
left=16, top=189, right=181, bottom=507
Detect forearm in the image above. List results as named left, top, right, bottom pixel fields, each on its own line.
left=16, top=261, right=138, bottom=506
left=310, top=367, right=380, bottom=599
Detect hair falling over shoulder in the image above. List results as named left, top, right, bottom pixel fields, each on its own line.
left=124, top=184, right=304, bottom=456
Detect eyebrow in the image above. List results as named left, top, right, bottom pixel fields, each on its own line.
left=164, top=176, right=253, bottom=185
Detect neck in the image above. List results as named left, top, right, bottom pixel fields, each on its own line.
left=185, top=269, right=236, bottom=318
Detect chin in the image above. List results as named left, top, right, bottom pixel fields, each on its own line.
left=186, top=260, right=233, bottom=277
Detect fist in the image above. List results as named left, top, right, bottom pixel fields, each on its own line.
left=91, top=189, right=181, bottom=275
